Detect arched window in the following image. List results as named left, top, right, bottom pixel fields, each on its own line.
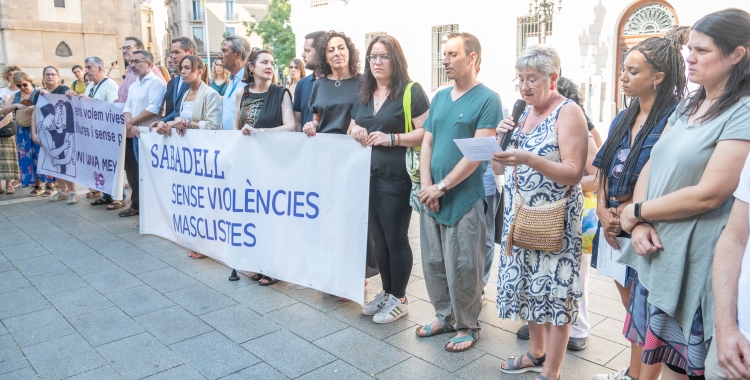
left=623, top=4, right=676, bottom=36
left=55, top=42, right=73, bottom=57
left=614, top=1, right=678, bottom=110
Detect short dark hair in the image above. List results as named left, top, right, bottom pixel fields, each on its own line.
left=315, top=31, right=360, bottom=78
left=72, top=65, right=83, bottom=72
left=305, top=31, right=326, bottom=49
left=125, top=36, right=144, bottom=50
left=447, top=32, right=482, bottom=66
left=132, top=50, right=154, bottom=63
left=171, top=37, right=197, bottom=54
left=359, top=34, right=411, bottom=104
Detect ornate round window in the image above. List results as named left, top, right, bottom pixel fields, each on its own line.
left=623, top=4, right=676, bottom=36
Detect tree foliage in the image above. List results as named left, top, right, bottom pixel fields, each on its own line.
left=243, top=0, right=295, bottom=71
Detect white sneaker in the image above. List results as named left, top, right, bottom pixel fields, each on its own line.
left=362, top=290, right=388, bottom=316
left=67, top=192, right=79, bottom=204
left=593, top=367, right=635, bottom=380
left=373, top=294, right=408, bottom=324
left=49, top=190, right=66, bottom=201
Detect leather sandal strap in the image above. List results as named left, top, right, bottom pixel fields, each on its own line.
left=526, top=351, right=546, bottom=366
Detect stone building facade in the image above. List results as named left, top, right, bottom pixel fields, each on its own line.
left=165, top=0, right=267, bottom=63
left=0, top=0, right=141, bottom=86
left=291, top=0, right=750, bottom=130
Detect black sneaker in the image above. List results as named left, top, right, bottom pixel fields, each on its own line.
left=516, top=324, right=530, bottom=340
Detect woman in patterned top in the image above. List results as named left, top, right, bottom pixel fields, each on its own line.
left=493, top=45, right=588, bottom=380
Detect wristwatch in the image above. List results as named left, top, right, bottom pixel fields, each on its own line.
left=437, top=180, right=449, bottom=193
left=634, top=201, right=645, bottom=222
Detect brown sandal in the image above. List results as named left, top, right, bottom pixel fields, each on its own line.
left=86, top=191, right=102, bottom=199
left=29, top=186, right=43, bottom=196
left=107, top=202, right=127, bottom=210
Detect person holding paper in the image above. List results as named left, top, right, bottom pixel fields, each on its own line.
left=414, top=32, right=501, bottom=353
left=493, top=46, right=588, bottom=380
left=348, top=34, right=429, bottom=324
left=589, top=28, right=688, bottom=380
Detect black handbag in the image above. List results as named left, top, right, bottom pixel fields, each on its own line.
left=0, top=118, right=16, bottom=137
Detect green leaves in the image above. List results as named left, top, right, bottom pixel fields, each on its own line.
left=243, top=0, right=295, bottom=72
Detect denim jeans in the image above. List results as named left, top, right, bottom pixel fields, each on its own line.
left=483, top=189, right=501, bottom=285
left=368, top=176, right=413, bottom=299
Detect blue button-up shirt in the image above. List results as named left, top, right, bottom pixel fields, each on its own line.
left=222, top=67, right=245, bottom=130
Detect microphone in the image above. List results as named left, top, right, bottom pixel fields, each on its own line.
left=500, top=99, right=527, bottom=150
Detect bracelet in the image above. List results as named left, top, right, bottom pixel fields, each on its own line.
left=347, top=125, right=354, bottom=135
left=629, top=220, right=652, bottom=233
left=396, top=134, right=401, bottom=146
left=389, top=133, right=394, bottom=147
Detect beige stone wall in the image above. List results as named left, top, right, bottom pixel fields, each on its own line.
left=0, top=0, right=139, bottom=86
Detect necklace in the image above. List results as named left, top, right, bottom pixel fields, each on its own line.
left=375, top=91, right=390, bottom=106
left=532, top=94, right=559, bottom=116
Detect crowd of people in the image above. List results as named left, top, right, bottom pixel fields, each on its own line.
left=1, top=6, right=750, bottom=380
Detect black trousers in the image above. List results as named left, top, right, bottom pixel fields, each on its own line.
left=124, top=137, right=139, bottom=210
left=368, top=175, right=413, bottom=299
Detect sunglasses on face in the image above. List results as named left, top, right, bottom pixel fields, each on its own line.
left=19, top=83, right=31, bottom=88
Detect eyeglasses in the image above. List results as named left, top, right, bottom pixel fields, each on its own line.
left=368, top=54, right=391, bottom=63
left=611, top=148, right=631, bottom=179
left=120, top=46, right=133, bottom=51
left=288, top=66, right=298, bottom=69
left=130, top=59, right=146, bottom=65
left=19, top=83, right=31, bottom=88
left=513, top=75, right=550, bottom=89
left=44, top=73, right=58, bottom=77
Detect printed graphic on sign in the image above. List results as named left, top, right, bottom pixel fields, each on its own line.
left=37, top=99, right=76, bottom=177
left=35, top=93, right=126, bottom=199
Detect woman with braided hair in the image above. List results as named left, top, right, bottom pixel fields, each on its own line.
left=616, top=8, right=750, bottom=380
left=591, top=26, right=689, bottom=380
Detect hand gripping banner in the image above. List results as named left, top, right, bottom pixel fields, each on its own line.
left=138, top=130, right=371, bottom=304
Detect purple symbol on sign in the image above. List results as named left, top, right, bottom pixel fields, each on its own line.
left=94, top=172, right=105, bottom=187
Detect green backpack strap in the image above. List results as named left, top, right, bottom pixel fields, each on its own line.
left=403, top=82, right=415, bottom=133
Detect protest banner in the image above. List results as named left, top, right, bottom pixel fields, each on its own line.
left=138, top=130, right=372, bottom=304
left=35, top=93, right=126, bottom=199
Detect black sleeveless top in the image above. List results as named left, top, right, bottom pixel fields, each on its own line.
left=240, top=83, right=290, bottom=129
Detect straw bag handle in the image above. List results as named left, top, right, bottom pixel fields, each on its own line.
left=512, top=116, right=572, bottom=200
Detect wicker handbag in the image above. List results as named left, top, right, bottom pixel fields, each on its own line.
left=505, top=139, right=570, bottom=254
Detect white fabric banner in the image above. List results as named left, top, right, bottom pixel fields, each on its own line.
left=138, top=130, right=371, bottom=304
left=35, top=93, right=126, bottom=199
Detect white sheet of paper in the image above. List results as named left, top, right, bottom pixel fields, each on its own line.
left=453, top=136, right=503, bottom=161
left=596, top=227, right=630, bottom=286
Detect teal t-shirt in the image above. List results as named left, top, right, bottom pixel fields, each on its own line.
left=424, top=83, right=502, bottom=226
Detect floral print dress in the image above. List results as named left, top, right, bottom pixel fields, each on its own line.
left=496, top=99, right=584, bottom=326
left=14, top=90, right=54, bottom=187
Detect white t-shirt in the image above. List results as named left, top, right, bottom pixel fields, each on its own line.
left=84, top=78, right=119, bottom=102
left=732, top=153, right=750, bottom=342
left=0, top=87, right=17, bottom=101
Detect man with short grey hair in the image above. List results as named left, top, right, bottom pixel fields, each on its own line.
left=218, top=35, right=250, bottom=130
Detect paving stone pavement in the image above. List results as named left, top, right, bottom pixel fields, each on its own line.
left=0, top=194, right=631, bottom=379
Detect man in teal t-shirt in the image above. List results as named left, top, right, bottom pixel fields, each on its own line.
left=416, top=32, right=502, bottom=352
